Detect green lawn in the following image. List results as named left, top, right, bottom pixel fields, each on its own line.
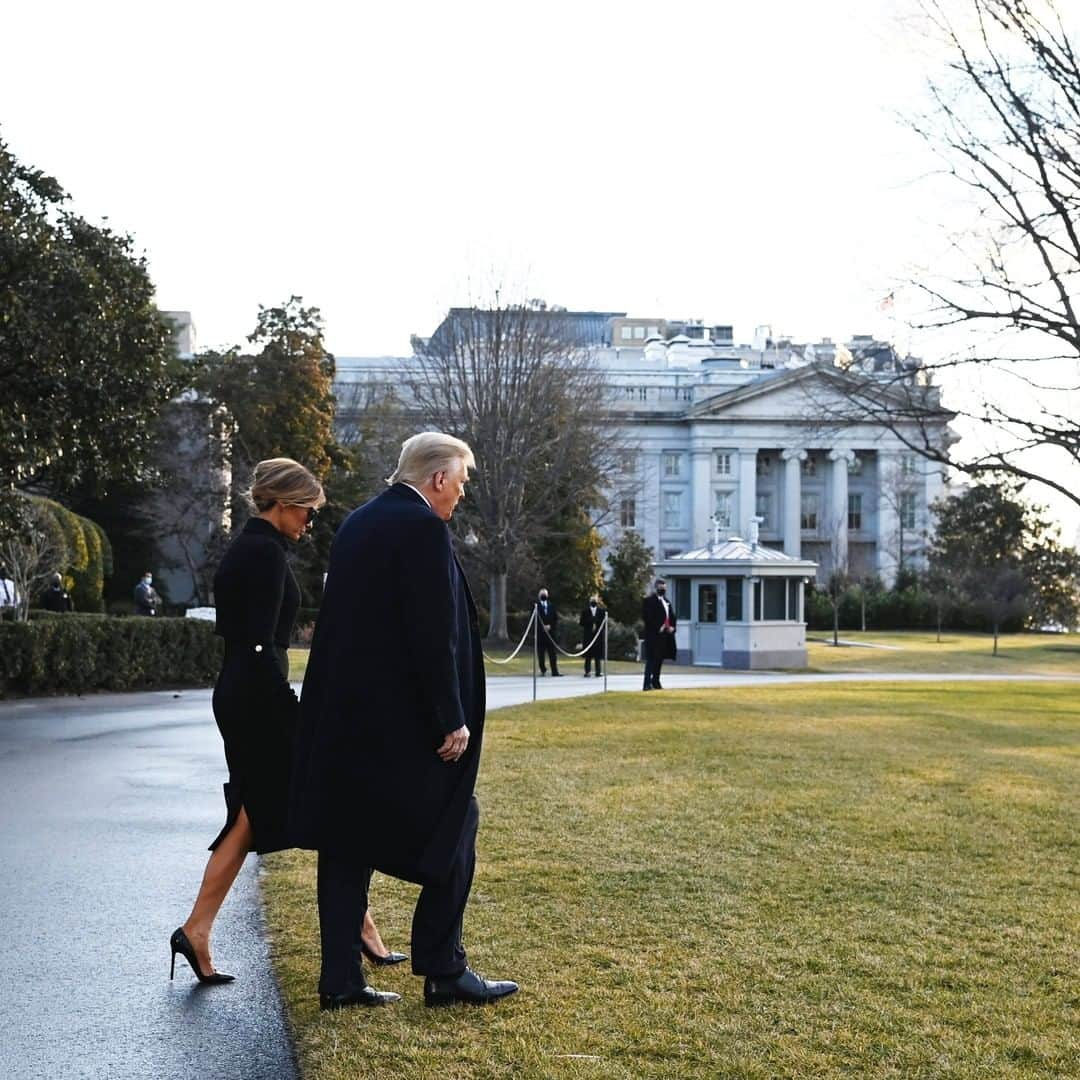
left=262, top=682, right=1079, bottom=1079
left=806, top=630, right=1080, bottom=676
left=288, top=631, right=1080, bottom=682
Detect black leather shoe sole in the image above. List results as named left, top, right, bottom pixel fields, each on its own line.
left=320, top=987, right=401, bottom=1011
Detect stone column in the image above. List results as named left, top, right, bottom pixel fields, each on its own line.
left=876, top=450, right=899, bottom=585
left=781, top=448, right=806, bottom=557
left=828, top=448, right=856, bottom=573
left=691, top=447, right=713, bottom=549
left=738, top=449, right=757, bottom=537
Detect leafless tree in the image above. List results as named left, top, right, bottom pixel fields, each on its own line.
left=0, top=495, right=70, bottom=621
left=334, top=377, right=417, bottom=499
left=826, top=0, right=1080, bottom=505
left=822, top=508, right=850, bottom=646
left=409, top=298, right=623, bottom=639
left=143, top=394, right=233, bottom=606
left=877, top=457, right=925, bottom=580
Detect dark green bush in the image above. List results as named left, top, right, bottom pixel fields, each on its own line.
left=0, top=613, right=224, bottom=697
left=806, top=582, right=1026, bottom=634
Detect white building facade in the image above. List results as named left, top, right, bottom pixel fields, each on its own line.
left=334, top=318, right=953, bottom=586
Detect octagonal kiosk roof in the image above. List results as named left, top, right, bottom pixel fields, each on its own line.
left=655, top=536, right=817, bottom=576
left=653, top=524, right=817, bottom=578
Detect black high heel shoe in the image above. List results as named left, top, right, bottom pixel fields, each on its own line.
left=170, top=927, right=236, bottom=984
left=360, top=940, right=408, bottom=966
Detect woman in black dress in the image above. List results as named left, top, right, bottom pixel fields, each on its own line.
left=171, top=458, right=403, bottom=982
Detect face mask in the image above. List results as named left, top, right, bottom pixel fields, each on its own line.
left=145, top=576, right=152, bottom=585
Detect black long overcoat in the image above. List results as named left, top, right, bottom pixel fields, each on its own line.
left=642, top=594, right=678, bottom=661
left=579, top=604, right=607, bottom=659
left=290, top=484, right=485, bottom=886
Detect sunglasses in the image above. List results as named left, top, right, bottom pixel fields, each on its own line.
left=288, top=504, right=320, bottom=525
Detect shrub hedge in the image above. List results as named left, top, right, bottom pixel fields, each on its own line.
left=0, top=612, right=225, bottom=697
left=805, top=584, right=1026, bottom=634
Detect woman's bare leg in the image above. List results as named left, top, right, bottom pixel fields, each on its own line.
left=181, top=806, right=253, bottom=973
left=360, top=908, right=390, bottom=958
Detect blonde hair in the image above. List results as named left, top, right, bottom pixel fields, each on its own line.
left=246, top=458, right=326, bottom=513
left=388, top=432, right=475, bottom=487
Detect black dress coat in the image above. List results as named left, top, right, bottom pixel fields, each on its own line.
left=534, top=599, right=559, bottom=642
left=642, top=594, right=678, bottom=661
left=579, top=603, right=607, bottom=659
left=209, top=516, right=300, bottom=854
left=290, top=484, right=485, bottom=886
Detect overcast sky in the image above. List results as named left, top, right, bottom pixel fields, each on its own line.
left=4, top=0, right=1077, bottom=535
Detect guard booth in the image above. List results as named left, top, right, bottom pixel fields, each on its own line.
left=652, top=525, right=816, bottom=669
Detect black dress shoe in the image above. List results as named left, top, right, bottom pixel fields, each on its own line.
left=552, top=672, right=564, bottom=677
left=360, top=941, right=408, bottom=966
left=652, top=682, right=663, bottom=690
left=320, top=985, right=401, bottom=1011
left=423, top=967, right=519, bottom=1007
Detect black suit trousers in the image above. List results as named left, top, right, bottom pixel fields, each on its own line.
left=316, top=796, right=480, bottom=991
left=643, top=638, right=666, bottom=688
left=537, top=627, right=559, bottom=673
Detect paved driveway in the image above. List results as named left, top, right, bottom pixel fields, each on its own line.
left=2, top=670, right=1076, bottom=1079
left=0, top=690, right=296, bottom=1080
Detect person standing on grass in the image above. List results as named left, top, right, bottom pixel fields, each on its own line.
left=642, top=577, right=677, bottom=690
left=579, top=593, right=606, bottom=677
left=292, top=432, right=519, bottom=1011
left=170, top=458, right=401, bottom=986
left=534, top=587, right=562, bottom=675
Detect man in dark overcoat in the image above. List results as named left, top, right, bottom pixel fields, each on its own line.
left=641, top=577, right=677, bottom=690
left=291, top=432, right=518, bottom=1011
left=579, top=593, right=606, bottom=677
left=533, top=587, right=562, bottom=675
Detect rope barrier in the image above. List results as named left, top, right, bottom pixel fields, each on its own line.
left=540, top=614, right=609, bottom=658
left=482, top=608, right=538, bottom=664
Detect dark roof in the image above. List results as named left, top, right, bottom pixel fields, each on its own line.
left=428, top=308, right=625, bottom=349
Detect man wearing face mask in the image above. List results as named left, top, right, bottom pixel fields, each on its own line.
left=533, top=588, right=562, bottom=676
left=641, top=578, right=677, bottom=691
left=579, top=594, right=606, bottom=677
left=133, top=571, right=162, bottom=616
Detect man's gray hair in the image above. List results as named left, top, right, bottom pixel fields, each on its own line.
left=388, top=431, right=476, bottom=487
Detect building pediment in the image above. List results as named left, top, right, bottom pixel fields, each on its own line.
left=687, top=362, right=949, bottom=423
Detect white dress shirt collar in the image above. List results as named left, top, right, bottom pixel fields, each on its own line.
left=402, top=482, right=432, bottom=509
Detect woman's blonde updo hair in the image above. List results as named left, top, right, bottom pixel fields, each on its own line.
left=246, top=458, right=326, bottom=514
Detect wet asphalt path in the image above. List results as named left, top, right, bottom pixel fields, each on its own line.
left=3, top=670, right=1077, bottom=1079
left=0, top=689, right=297, bottom=1080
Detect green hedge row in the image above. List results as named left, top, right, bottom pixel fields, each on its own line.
left=804, top=584, right=1025, bottom=633
left=0, top=613, right=224, bottom=697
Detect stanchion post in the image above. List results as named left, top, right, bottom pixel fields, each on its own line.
left=603, top=615, right=609, bottom=694
left=532, top=610, right=537, bottom=702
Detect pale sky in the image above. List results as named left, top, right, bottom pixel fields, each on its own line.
left=4, top=0, right=1078, bottom=535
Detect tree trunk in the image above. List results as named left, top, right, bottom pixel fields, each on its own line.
left=860, top=591, right=867, bottom=632
left=993, top=618, right=999, bottom=657
left=936, top=605, right=942, bottom=644
left=487, top=572, right=509, bottom=641
left=833, top=602, right=840, bottom=646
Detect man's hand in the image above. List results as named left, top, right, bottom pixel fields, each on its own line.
left=437, top=725, right=470, bottom=762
